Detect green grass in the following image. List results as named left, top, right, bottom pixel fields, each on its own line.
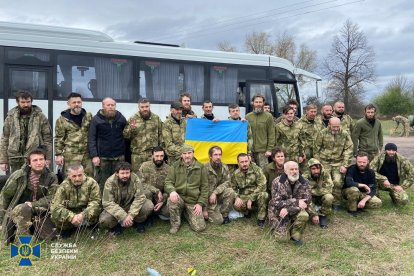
left=2, top=190, right=414, bottom=275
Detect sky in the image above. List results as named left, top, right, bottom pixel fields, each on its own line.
left=0, top=0, right=413, bottom=102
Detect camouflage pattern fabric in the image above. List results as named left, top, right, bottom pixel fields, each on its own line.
left=162, top=115, right=187, bottom=162
left=343, top=187, right=382, bottom=211
left=333, top=113, right=354, bottom=135
left=168, top=197, right=205, bottom=232
left=392, top=115, right=411, bottom=137
left=275, top=119, right=304, bottom=163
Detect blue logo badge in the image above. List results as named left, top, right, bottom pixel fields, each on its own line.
left=10, top=236, right=41, bottom=266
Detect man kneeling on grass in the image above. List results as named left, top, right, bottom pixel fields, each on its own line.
left=100, top=161, right=154, bottom=235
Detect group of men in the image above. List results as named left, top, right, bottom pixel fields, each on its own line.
left=0, top=90, right=413, bottom=247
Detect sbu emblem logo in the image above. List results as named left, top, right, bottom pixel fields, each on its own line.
left=10, top=236, right=41, bottom=266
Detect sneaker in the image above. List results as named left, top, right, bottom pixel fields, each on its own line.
left=290, top=238, right=304, bottom=246
left=136, top=223, right=145, bottom=233
left=169, top=226, right=179, bottom=234
left=109, top=224, right=123, bottom=236
left=319, top=215, right=328, bottom=229
left=222, top=217, right=230, bottom=225
left=257, top=219, right=265, bottom=228
left=347, top=210, right=358, bottom=217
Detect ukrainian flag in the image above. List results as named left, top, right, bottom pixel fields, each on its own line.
left=185, top=119, right=248, bottom=164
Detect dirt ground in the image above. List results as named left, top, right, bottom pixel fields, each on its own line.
left=384, top=136, right=414, bottom=163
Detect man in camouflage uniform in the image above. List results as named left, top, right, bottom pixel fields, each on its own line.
left=231, top=153, right=268, bottom=228
left=123, top=98, right=163, bottom=172
left=164, top=144, right=208, bottom=234
left=314, top=104, right=333, bottom=131
left=275, top=105, right=305, bottom=164
left=203, top=146, right=235, bottom=225
left=100, top=162, right=153, bottom=234
left=263, top=146, right=286, bottom=193
left=392, top=115, right=411, bottom=137
left=55, top=92, right=93, bottom=177
left=297, top=104, right=318, bottom=171
left=163, top=102, right=187, bottom=162
left=274, top=99, right=300, bottom=125
left=245, top=94, right=275, bottom=169
left=343, top=152, right=382, bottom=216
left=0, top=90, right=52, bottom=173
left=302, top=158, right=334, bottom=229
left=268, top=161, right=312, bottom=246
left=0, top=149, right=58, bottom=244
left=200, top=100, right=219, bottom=122
left=51, top=164, right=101, bottom=237
left=370, top=143, right=414, bottom=205
left=179, top=92, right=197, bottom=118
left=333, top=101, right=354, bottom=134
left=314, top=118, right=353, bottom=208
left=138, top=146, right=170, bottom=218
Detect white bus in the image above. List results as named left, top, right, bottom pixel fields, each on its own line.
left=0, top=21, right=321, bottom=128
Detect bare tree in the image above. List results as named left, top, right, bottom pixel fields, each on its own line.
left=217, top=41, right=237, bottom=52
left=244, top=31, right=272, bottom=54
left=323, top=19, right=375, bottom=111
left=272, top=31, right=295, bottom=63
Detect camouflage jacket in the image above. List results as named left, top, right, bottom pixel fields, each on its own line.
left=102, top=173, right=147, bottom=221
left=302, top=159, right=333, bottom=196
left=162, top=115, right=187, bottom=160
left=138, top=160, right=170, bottom=202
left=313, top=128, right=353, bottom=167
left=314, top=115, right=330, bottom=132
left=204, top=162, right=231, bottom=196
left=231, top=164, right=266, bottom=201
left=123, top=112, right=163, bottom=154
left=51, top=176, right=101, bottom=223
left=0, top=165, right=58, bottom=225
left=228, top=117, right=253, bottom=154
left=0, top=106, right=52, bottom=162
left=245, top=111, right=275, bottom=153
left=352, top=117, right=383, bottom=155
left=275, top=119, right=304, bottom=161
left=268, top=173, right=312, bottom=216
left=164, top=159, right=209, bottom=206
left=274, top=115, right=299, bottom=125
left=182, top=109, right=197, bottom=118
left=263, top=162, right=284, bottom=193
left=54, top=109, right=92, bottom=156
left=296, top=116, right=318, bottom=158
left=370, top=152, right=414, bottom=189
left=333, top=113, right=354, bottom=134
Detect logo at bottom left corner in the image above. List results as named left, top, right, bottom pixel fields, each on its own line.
left=10, top=236, right=41, bottom=266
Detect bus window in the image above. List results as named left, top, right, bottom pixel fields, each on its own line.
left=183, top=64, right=204, bottom=102
left=57, top=54, right=133, bottom=100
left=210, top=65, right=238, bottom=104
left=9, top=68, right=47, bottom=99
left=274, top=83, right=296, bottom=116
left=7, top=49, right=50, bottom=63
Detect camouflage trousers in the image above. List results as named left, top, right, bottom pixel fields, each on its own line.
left=323, top=165, right=344, bottom=205
left=311, top=194, right=334, bottom=216
left=167, top=197, right=206, bottom=232
left=63, top=152, right=93, bottom=177
left=268, top=209, right=309, bottom=241
left=8, top=203, right=56, bottom=242
left=52, top=211, right=99, bottom=231
left=203, top=188, right=236, bottom=224
left=8, top=157, right=26, bottom=173
left=252, top=152, right=269, bottom=170
left=381, top=187, right=409, bottom=205
left=99, top=199, right=154, bottom=229
left=94, top=156, right=124, bottom=194
left=143, top=189, right=169, bottom=218
left=131, top=151, right=152, bottom=173
left=366, top=151, right=380, bottom=164
left=233, top=192, right=269, bottom=220
left=343, top=187, right=382, bottom=211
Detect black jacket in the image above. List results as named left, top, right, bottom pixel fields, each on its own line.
left=343, top=164, right=377, bottom=197
left=88, top=110, right=127, bottom=158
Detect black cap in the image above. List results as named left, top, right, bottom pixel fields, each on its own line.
left=171, top=101, right=183, bottom=109
left=384, top=143, right=397, bottom=151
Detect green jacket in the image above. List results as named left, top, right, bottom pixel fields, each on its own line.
left=302, top=158, right=333, bottom=196
left=51, top=175, right=101, bottom=224
left=0, top=105, right=52, bottom=162
left=231, top=164, right=266, bottom=201
left=164, top=159, right=209, bottom=207
left=263, top=162, right=284, bottom=193
left=313, top=128, right=353, bottom=167
left=275, top=119, right=304, bottom=161
left=245, top=111, right=275, bottom=153
left=102, top=173, right=146, bottom=221
left=352, top=117, right=383, bottom=155
left=162, top=115, right=187, bottom=161
left=204, top=162, right=231, bottom=196
left=0, top=165, right=58, bottom=239
left=370, top=152, right=414, bottom=189
left=138, top=160, right=170, bottom=203
left=297, top=116, right=318, bottom=158
left=54, top=109, right=92, bottom=156
left=123, top=112, right=163, bottom=154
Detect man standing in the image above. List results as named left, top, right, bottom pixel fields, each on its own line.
left=314, top=118, right=353, bottom=209
left=164, top=144, right=208, bottom=234
left=88, top=97, right=127, bottom=192
left=263, top=147, right=286, bottom=193
left=392, top=115, right=411, bottom=137
left=0, top=90, right=52, bottom=173
left=302, top=158, right=334, bottom=229
left=203, top=146, right=235, bottom=225
left=370, top=143, right=414, bottom=205
left=231, top=153, right=268, bottom=228
left=55, top=92, right=93, bottom=176
left=0, top=149, right=58, bottom=244
left=179, top=92, right=197, bottom=118
left=228, top=104, right=252, bottom=154
left=274, top=99, right=300, bottom=124
left=297, top=104, right=318, bottom=163
left=268, top=161, right=312, bottom=246
left=343, top=152, right=382, bottom=216
left=245, top=94, right=275, bottom=169
left=201, top=100, right=219, bottom=122
left=123, top=98, right=163, bottom=172
left=139, top=146, right=170, bottom=218
left=333, top=101, right=354, bottom=134
left=51, top=164, right=101, bottom=237
left=162, top=102, right=187, bottom=162
left=352, top=104, right=383, bottom=161
left=100, top=162, right=154, bottom=234
left=315, top=104, right=333, bottom=131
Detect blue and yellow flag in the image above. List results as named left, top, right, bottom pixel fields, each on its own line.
left=185, top=119, right=247, bottom=164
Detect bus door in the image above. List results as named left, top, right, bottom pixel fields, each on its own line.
left=4, top=65, right=53, bottom=127
left=245, top=80, right=277, bottom=115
